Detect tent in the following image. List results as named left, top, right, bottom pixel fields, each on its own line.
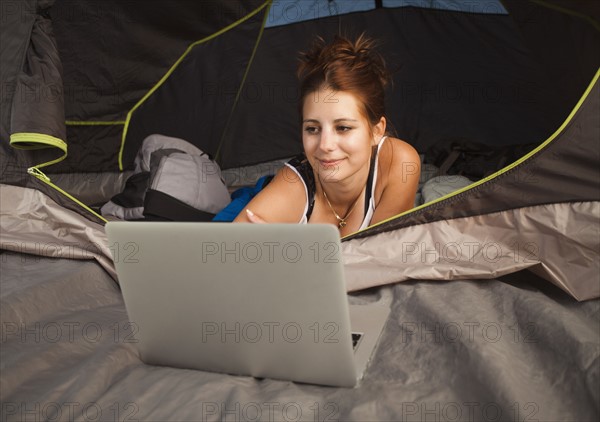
left=1, top=1, right=599, bottom=420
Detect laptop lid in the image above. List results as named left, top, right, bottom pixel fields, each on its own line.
left=106, top=222, right=358, bottom=387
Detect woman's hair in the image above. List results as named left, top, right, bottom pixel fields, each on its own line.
left=297, top=33, right=391, bottom=128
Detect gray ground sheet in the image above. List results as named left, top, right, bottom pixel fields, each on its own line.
left=1, top=251, right=598, bottom=422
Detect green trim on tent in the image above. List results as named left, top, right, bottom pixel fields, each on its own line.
left=66, top=121, right=126, bottom=126
left=344, top=67, right=600, bottom=240
left=10, top=132, right=66, bottom=151
left=27, top=168, right=108, bottom=223
left=118, top=0, right=273, bottom=171
left=527, top=0, right=600, bottom=32
left=9, top=133, right=107, bottom=223
left=214, top=0, right=273, bottom=163
left=10, top=132, right=67, bottom=169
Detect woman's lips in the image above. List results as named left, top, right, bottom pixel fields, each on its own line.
left=318, top=158, right=343, bottom=168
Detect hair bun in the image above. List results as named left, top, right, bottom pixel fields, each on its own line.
left=298, top=33, right=390, bottom=89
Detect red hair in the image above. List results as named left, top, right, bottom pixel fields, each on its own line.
left=297, top=34, right=390, bottom=129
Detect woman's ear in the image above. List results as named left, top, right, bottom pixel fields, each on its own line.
left=372, top=116, right=386, bottom=143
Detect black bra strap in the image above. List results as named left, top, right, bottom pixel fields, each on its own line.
left=287, top=155, right=316, bottom=220
left=364, top=145, right=378, bottom=216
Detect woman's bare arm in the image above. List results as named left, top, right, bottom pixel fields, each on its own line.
left=233, top=165, right=308, bottom=223
left=369, top=139, right=421, bottom=226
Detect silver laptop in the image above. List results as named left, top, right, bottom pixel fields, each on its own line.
left=106, top=222, right=390, bottom=387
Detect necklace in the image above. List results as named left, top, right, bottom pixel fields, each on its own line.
left=319, top=178, right=363, bottom=228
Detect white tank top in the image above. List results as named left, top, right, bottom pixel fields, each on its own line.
left=285, top=136, right=387, bottom=230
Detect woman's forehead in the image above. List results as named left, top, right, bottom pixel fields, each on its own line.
left=302, top=88, right=365, bottom=120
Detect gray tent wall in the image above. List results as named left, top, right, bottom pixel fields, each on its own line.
left=1, top=1, right=599, bottom=300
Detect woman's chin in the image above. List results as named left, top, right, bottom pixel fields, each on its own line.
left=318, top=168, right=343, bottom=183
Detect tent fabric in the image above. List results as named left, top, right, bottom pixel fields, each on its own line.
left=7, top=0, right=268, bottom=174
left=265, top=0, right=509, bottom=29
left=343, top=201, right=600, bottom=301
left=348, top=70, right=600, bottom=239
left=1, top=251, right=598, bottom=421
left=383, top=0, right=507, bottom=13
left=0, top=0, right=59, bottom=186
left=9, top=6, right=65, bottom=156
left=265, top=0, right=376, bottom=28
left=217, top=3, right=577, bottom=170
left=0, top=184, right=115, bottom=280
left=6, top=0, right=67, bottom=176
left=4, top=0, right=594, bottom=175
left=122, top=1, right=271, bottom=171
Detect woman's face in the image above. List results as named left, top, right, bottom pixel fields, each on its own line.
left=302, top=87, right=381, bottom=185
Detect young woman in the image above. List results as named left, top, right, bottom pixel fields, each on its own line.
left=234, top=34, right=421, bottom=236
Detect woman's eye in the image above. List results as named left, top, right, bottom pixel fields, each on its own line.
left=304, top=126, right=319, bottom=134
left=337, top=126, right=352, bottom=132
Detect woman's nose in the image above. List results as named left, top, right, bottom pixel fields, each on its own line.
left=318, top=130, right=336, bottom=152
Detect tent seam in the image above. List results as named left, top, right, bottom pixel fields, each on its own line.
left=117, top=0, right=273, bottom=171
left=343, top=199, right=600, bottom=242
left=28, top=175, right=108, bottom=224
left=214, top=1, right=273, bottom=164
left=524, top=0, right=600, bottom=32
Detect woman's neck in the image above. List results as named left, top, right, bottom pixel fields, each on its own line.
left=317, top=164, right=369, bottom=209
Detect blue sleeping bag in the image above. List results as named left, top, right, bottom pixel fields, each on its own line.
left=212, top=175, right=274, bottom=222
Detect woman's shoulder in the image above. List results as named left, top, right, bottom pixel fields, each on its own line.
left=233, top=164, right=307, bottom=223
left=272, top=162, right=307, bottom=193
left=370, top=136, right=421, bottom=221
left=380, top=136, right=421, bottom=172
left=285, top=155, right=313, bottom=183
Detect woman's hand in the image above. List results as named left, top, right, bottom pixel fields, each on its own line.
left=245, top=209, right=267, bottom=224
